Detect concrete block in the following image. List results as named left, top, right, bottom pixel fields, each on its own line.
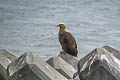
left=59, top=53, right=79, bottom=70
left=77, top=48, right=120, bottom=80
left=0, top=49, right=17, bottom=80
left=8, top=52, right=68, bottom=80
left=68, top=79, right=80, bottom=80
left=47, top=56, right=77, bottom=79
left=103, top=46, right=120, bottom=59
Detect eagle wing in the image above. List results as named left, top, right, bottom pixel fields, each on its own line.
left=59, top=31, right=78, bottom=56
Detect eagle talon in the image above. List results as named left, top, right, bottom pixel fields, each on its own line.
left=60, top=50, right=67, bottom=55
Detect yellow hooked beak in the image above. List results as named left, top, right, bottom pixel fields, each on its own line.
left=57, top=24, right=60, bottom=27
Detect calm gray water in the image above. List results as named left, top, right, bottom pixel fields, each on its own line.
left=0, top=0, right=120, bottom=60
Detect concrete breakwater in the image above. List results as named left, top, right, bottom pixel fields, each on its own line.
left=0, top=46, right=120, bottom=80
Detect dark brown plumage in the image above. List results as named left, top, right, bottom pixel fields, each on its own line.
left=57, top=23, right=78, bottom=57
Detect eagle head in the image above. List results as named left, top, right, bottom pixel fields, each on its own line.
left=57, top=23, right=66, bottom=30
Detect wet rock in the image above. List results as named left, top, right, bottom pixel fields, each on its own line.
left=47, top=56, right=77, bottom=79
left=0, top=49, right=17, bottom=80
left=59, top=53, right=79, bottom=70
left=8, top=52, right=68, bottom=80
left=77, top=48, right=120, bottom=80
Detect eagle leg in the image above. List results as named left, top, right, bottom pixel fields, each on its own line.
left=60, top=50, right=67, bottom=55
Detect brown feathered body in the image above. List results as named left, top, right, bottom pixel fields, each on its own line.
left=59, top=30, right=78, bottom=57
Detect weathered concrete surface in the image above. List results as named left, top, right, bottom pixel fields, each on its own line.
left=103, top=46, right=120, bottom=59
left=68, top=79, right=80, bottom=80
left=59, top=53, right=79, bottom=70
left=0, top=49, right=17, bottom=69
left=73, top=72, right=79, bottom=80
left=47, top=56, right=77, bottom=79
left=77, top=48, right=120, bottom=80
left=8, top=52, right=68, bottom=80
left=0, top=49, right=17, bottom=80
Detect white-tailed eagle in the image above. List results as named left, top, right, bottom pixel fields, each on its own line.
left=57, top=23, right=78, bottom=57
